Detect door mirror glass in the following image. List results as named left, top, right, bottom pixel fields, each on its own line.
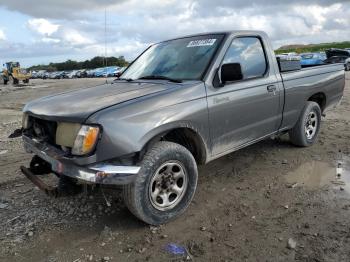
left=220, top=63, right=243, bottom=84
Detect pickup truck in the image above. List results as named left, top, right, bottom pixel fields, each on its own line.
left=20, top=31, right=345, bottom=225
left=325, top=48, right=350, bottom=71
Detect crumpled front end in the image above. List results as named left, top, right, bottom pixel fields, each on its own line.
left=20, top=114, right=140, bottom=192
left=23, top=135, right=140, bottom=185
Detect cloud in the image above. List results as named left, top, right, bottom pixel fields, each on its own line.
left=0, top=41, right=72, bottom=59
left=110, top=1, right=350, bottom=47
left=0, top=29, right=5, bottom=40
left=0, top=0, right=125, bottom=19
left=41, top=37, right=61, bottom=44
left=27, top=19, right=95, bottom=47
left=1, top=0, right=350, bottom=66
left=27, top=18, right=60, bottom=36
left=61, top=29, right=95, bottom=46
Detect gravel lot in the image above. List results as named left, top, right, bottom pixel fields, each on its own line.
left=0, top=75, right=350, bottom=262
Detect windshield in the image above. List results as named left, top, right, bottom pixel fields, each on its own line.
left=301, top=54, right=314, bottom=59
left=121, top=34, right=225, bottom=81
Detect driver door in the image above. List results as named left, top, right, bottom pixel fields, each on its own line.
left=206, top=36, right=282, bottom=156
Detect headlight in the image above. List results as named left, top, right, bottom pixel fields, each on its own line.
left=72, top=125, right=100, bottom=156
left=22, top=113, right=30, bottom=129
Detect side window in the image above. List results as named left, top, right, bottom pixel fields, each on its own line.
left=223, top=37, right=267, bottom=80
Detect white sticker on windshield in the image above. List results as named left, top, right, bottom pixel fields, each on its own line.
left=187, top=39, right=217, bottom=47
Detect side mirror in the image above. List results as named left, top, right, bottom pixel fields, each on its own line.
left=220, top=63, right=243, bottom=84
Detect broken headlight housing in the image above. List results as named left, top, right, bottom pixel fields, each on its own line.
left=71, top=125, right=100, bottom=156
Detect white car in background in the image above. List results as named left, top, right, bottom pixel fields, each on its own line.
left=66, top=70, right=79, bottom=79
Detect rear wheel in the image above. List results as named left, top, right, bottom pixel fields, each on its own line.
left=123, top=141, right=198, bottom=225
left=289, top=101, right=321, bottom=147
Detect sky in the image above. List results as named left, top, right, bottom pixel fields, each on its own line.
left=0, top=0, right=349, bottom=67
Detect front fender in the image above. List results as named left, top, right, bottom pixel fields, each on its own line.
left=139, top=120, right=209, bottom=160
left=86, top=82, right=211, bottom=163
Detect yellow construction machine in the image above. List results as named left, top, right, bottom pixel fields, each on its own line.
left=2, top=62, right=31, bottom=85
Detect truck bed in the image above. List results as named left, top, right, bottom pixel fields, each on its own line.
left=279, top=63, right=345, bottom=130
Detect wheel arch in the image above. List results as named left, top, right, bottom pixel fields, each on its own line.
left=140, top=124, right=208, bottom=165
left=307, top=92, right=326, bottom=112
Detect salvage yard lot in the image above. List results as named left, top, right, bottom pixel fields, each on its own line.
left=0, top=75, right=350, bottom=261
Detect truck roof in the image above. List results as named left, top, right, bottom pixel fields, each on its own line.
left=159, top=30, right=267, bottom=44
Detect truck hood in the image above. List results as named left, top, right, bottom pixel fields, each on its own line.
left=23, top=81, right=170, bottom=122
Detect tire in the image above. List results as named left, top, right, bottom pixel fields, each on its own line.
left=346, top=63, right=350, bottom=71
left=123, top=141, right=198, bottom=225
left=9, top=76, right=18, bottom=85
left=289, top=101, right=321, bottom=147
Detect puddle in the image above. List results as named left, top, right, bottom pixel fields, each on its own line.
left=285, top=158, right=350, bottom=194
left=27, top=84, right=49, bottom=89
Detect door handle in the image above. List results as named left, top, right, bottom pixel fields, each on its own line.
left=267, top=85, right=277, bottom=92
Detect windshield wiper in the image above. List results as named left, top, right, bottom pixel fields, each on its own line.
left=138, top=75, right=182, bottom=83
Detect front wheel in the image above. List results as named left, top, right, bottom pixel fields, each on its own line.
left=346, top=63, right=350, bottom=71
left=9, top=76, right=18, bottom=85
left=289, top=101, right=321, bottom=147
left=123, top=142, right=198, bottom=225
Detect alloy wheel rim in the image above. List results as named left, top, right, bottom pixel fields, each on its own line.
left=149, top=161, right=188, bottom=211
left=305, top=110, right=318, bottom=140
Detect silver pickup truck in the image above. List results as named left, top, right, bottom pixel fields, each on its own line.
left=20, top=31, right=345, bottom=225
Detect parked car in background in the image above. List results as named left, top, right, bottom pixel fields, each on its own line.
left=106, top=66, right=120, bottom=77
left=94, top=67, right=107, bottom=77
left=65, top=70, right=79, bottom=79
left=76, top=69, right=87, bottom=78
left=31, top=71, right=38, bottom=79
left=116, top=66, right=127, bottom=77
left=48, top=72, right=57, bottom=79
left=85, top=69, right=93, bottom=78
left=28, top=67, right=129, bottom=79
left=300, top=53, right=326, bottom=67
left=279, top=52, right=300, bottom=59
left=50, top=71, right=65, bottom=79
left=31, top=70, right=46, bottom=79
left=325, top=48, right=350, bottom=71
left=281, top=52, right=297, bottom=55
left=43, top=71, right=50, bottom=79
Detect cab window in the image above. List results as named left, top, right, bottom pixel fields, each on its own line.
left=223, top=37, right=267, bottom=79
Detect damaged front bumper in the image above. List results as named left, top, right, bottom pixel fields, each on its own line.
left=22, top=135, right=140, bottom=185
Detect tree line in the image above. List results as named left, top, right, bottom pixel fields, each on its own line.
left=28, top=56, right=129, bottom=71
left=275, top=41, right=350, bottom=54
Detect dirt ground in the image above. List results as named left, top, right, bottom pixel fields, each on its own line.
left=0, top=75, right=350, bottom=262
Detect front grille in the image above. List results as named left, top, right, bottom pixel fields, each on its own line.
left=25, top=116, right=57, bottom=145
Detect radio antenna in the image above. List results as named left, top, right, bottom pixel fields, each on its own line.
left=104, top=8, right=107, bottom=83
